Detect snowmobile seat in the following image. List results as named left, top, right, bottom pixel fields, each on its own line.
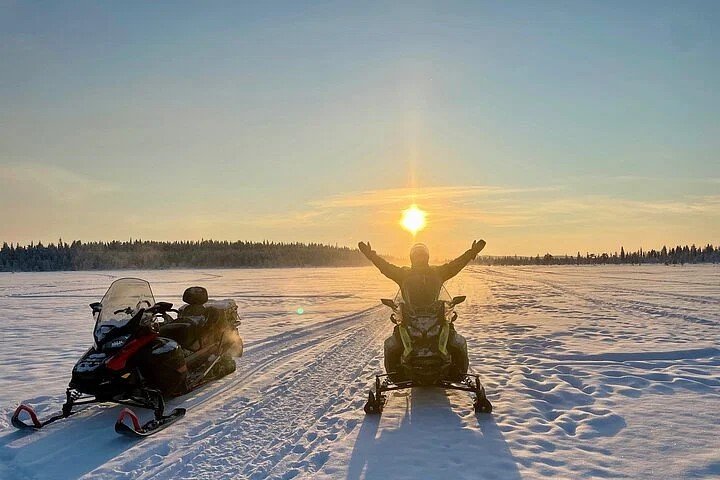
left=159, top=322, right=197, bottom=350
left=177, top=304, right=208, bottom=324
left=177, top=286, right=210, bottom=325
left=158, top=287, right=211, bottom=351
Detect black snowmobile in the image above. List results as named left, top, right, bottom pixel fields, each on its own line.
left=364, top=283, right=492, bottom=414
left=12, top=278, right=243, bottom=437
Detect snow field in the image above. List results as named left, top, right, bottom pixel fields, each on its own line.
left=1, top=265, right=719, bottom=479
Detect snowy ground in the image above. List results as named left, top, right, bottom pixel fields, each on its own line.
left=1, top=265, right=719, bottom=479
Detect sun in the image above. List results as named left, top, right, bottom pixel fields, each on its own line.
left=400, top=204, right=427, bottom=235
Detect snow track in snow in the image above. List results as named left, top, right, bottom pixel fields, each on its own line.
left=1, top=303, right=390, bottom=480
left=111, top=308, right=389, bottom=480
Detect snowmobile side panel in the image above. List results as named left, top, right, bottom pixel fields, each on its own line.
left=438, top=323, right=450, bottom=356
left=398, top=325, right=413, bottom=358
left=139, top=338, right=187, bottom=395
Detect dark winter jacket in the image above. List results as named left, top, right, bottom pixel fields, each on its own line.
left=365, top=249, right=477, bottom=305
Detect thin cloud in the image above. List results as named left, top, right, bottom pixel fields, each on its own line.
left=284, top=185, right=720, bottom=232
left=310, top=185, right=560, bottom=209
left=389, top=192, right=720, bottom=229
left=234, top=189, right=720, bottom=232
left=581, top=174, right=720, bottom=186
left=0, top=164, right=118, bottom=203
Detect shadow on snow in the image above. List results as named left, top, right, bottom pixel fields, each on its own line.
left=0, top=405, right=147, bottom=480
left=347, top=388, right=520, bottom=480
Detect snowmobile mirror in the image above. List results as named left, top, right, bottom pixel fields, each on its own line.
left=451, top=295, right=466, bottom=306
left=89, top=302, right=102, bottom=313
left=381, top=298, right=398, bottom=310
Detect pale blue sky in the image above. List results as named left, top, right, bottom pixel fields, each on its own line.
left=1, top=1, right=719, bottom=257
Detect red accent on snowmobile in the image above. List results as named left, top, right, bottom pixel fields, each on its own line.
left=11, top=404, right=42, bottom=429
left=106, top=333, right=158, bottom=371
left=116, top=408, right=141, bottom=431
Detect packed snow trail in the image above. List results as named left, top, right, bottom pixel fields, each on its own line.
left=1, top=266, right=719, bottom=479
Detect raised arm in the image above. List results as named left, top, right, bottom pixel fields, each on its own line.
left=358, top=241, right=405, bottom=284
left=436, top=239, right=486, bottom=282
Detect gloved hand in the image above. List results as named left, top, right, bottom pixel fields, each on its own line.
left=471, top=239, right=486, bottom=255
left=358, top=241, right=373, bottom=258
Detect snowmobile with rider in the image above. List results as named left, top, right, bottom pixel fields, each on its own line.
left=358, top=241, right=493, bottom=414
left=11, top=277, right=243, bottom=437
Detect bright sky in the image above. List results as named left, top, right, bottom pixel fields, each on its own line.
left=1, top=1, right=719, bottom=258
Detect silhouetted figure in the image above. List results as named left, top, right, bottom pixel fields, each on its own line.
left=358, top=240, right=486, bottom=378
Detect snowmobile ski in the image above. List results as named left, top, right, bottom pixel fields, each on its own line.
left=114, top=407, right=186, bottom=438
left=11, top=404, right=63, bottom=430
left=364, top=372, right=493, bottom=414
left=11, top=401, right=89, bottom=431
left=364, top=390, right=385, bottom=414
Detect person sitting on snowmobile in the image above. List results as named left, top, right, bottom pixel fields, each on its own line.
left=357, top=239, right=486, bottom=379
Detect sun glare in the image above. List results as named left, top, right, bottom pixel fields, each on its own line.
left=400, top=204, right=427, bottom=235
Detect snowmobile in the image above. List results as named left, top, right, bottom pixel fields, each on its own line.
left=364, top=282, right=492, bottom=414
left=11, top=278, right=243, bottom=437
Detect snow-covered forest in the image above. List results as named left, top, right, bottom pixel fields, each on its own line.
left=477, top=244, right=720, bottom=266
left=1, top=240, right=718, bottom=271
left=0, top=240, right=367, bottom=271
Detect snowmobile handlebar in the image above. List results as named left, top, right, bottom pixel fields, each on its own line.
left=451, top=295, right=466, bottom=306
left=145, top=302, right=174, bottom=314
left=383, top=299, right=460, bottom=325
left=381, top=296, right=465, bottom=311
left=113, top=302, right=174, bottom=316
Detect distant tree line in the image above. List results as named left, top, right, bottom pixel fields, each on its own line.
left=1, top=240, right=718, bottom=272
left=0, top=240, right=368, bottom=272
left=476, top=244, right=720, bottom=266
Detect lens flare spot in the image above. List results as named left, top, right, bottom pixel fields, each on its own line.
left=296, top=307, right=304, bottom=315
left=400, top=204, right=427, bottom=235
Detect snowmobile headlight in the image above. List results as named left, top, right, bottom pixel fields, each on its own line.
left=407, top=326, right=423, bottom=338
left=105, top=334, right=131, bottom=351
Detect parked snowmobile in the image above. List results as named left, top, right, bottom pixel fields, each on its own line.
left=12, top=278, right=243, bottom=437
left=364, top=283, right=492, bottom=414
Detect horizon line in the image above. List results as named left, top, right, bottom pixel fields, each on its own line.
left=2, top=237, right=717, bottom=260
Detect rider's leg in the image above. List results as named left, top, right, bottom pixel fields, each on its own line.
left=384, top=326, right=403, bottom=379
left=448, top=327, right=469, bottom=378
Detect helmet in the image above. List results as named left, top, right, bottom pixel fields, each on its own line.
left=409, top=243, right=430, bottom=266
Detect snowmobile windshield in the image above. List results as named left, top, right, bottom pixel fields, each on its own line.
left=395, top=280, right=452, bottom=310
left=97, top=278, right=156, bottom=327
